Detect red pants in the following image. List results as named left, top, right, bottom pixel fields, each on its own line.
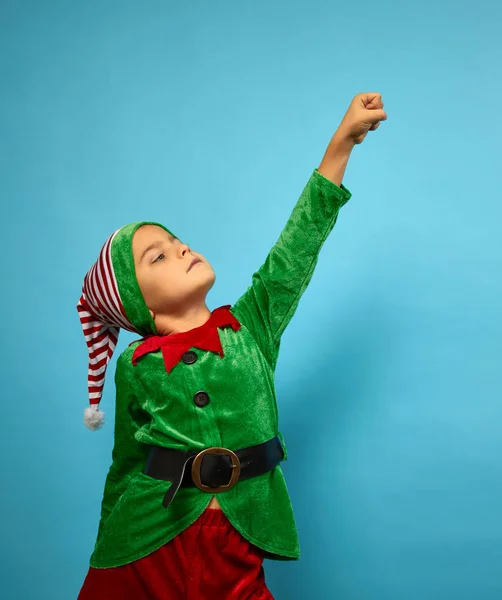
left=78, top=508, right=274, bottom=599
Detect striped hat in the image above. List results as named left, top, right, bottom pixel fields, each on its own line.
left=77, top=221, right=175, bottom=430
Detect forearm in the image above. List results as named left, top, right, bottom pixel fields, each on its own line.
left=232, top=169, right=351, bottom=358
left=317, top=133, right=355, bottom=187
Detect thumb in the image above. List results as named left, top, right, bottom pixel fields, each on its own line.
left=365, top=108, right=387, bottom=124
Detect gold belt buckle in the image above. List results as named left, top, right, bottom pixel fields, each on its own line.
left=191, top=447, right=241, bottom=493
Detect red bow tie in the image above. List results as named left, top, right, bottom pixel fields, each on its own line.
left=131, top=305, right=241, bottom=373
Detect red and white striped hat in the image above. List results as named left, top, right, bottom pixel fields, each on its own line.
left=76, top=221, right=174, bottom=430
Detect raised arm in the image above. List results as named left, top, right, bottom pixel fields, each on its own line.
left=318, top=92, right=387, bottom=185
left=231, top=93, right=387, bottom=369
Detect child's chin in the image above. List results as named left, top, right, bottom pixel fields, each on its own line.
left=203, top=273, right=217, bottom=292
left=194, top=264, right=216, bottom=282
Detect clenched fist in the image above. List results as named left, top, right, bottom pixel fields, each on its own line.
left=317, top=92, right=387, bottom=186
left=336, top=92, right=387, bottom=145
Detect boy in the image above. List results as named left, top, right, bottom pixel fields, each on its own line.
left=77, top=93, right=387, bottom=599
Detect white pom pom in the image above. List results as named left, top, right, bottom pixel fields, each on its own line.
left=84, top=405, right=105, bottom=430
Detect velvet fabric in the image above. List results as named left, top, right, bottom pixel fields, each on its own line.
left=79, top=508, right=274, bottom=600
left=89, top=169, right=351, bottom=569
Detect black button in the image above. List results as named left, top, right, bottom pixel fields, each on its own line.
left=194, top=391, right=210, bottom=407
left=182, top=351, right=198, bottom=365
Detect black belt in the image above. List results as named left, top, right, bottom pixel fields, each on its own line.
left=144, top=435, right=285, bottom=508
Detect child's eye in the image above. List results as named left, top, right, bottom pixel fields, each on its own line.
left=153, top=253, right=165, bottom=263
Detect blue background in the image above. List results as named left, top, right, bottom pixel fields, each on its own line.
left=1, top=1, right=501, bottom=598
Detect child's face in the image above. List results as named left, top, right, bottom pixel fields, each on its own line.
left=132, top=224, right=215, bottom=319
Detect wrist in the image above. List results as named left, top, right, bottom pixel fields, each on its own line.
left=329, top=130, right=356, bottom=155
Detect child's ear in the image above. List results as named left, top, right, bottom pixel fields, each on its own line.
left=149, top=309, right=155, bottom=320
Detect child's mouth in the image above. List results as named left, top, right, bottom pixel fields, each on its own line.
left=188, top=258, right=202, bottom=272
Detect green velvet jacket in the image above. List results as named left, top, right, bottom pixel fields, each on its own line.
left=89, top=169, right=351, bottom=568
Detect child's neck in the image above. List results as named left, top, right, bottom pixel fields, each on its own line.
left=154, top=304, right=212, bottom=336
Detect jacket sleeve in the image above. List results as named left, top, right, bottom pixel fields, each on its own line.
left=231, top=168, right=351, bottom=369
left=95, top=351, right=151, bottom=535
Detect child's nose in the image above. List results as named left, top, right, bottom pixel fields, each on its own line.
left=178, top=243, right=191, bottom=257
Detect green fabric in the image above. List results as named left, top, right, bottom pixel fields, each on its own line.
left=90, top=169, right=351, bottom=568
left=111, top=221, right=176, bottom=336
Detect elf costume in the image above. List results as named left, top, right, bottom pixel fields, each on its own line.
left=76, top=169, right=351, bottom=597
